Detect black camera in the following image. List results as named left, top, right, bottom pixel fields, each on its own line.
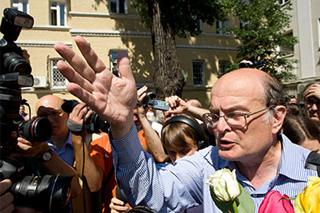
left=18, top=116, right=52, bottom=142
left=1, top=158, right=72, bottom=213
left=62, top=100, right=110, bottom=134
left=0, top=8, right=72, bottom=212
left=140, top=91, right=169, bottom=111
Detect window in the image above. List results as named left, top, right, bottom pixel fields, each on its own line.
left=50, top=59, right=68, bottom=89
left=218, top=60, right=230, bottom=77
left=216, top=20, right=228, bottom=35
left=109, top=51, right=120, bottom=77
left=12, top=0, right=29, bottom=13
left=279, top=32, right=294, bottom=56
left=279, top=0, right=290, bottom=5
left=50, top=2, right=66, bottom=26
left=109, top=0, right=127, bottom=14
left=192, top=61, right=205, bottom=86
left=191, top=15, right=203, bottom=33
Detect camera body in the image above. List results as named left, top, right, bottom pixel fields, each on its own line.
left=62, top=100, right=110, bottom=134
left=141, top=91, right=169, bottom=111
left=0, top=8, right=71, bottom=212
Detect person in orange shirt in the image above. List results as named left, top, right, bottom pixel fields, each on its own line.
left=70, top=86, right=166, bottom=213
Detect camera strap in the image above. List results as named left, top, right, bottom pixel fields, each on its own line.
left=305, top=151, right=320, bottom=177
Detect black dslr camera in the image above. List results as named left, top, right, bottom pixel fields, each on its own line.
left=62, top=100, right=110, bottom=134
left=0, top=8, right=72, bottom=212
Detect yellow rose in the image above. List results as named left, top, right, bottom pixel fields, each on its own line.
left=295, top=176, right=320, bottom=213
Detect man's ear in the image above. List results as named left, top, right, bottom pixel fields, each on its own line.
left=272, top=105, right=286, bottom=135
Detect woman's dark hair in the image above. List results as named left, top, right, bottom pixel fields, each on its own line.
left=283, top=115, right=320, bottom=145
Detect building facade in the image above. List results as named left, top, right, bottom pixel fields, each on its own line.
left=0, top=0, right=240, bottom=115
left=282, top=0, right=320, bottom=100
left=1, top=0, right=318, bottom=116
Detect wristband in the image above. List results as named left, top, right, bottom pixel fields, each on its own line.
left=67, top=119, right=83, bottom=133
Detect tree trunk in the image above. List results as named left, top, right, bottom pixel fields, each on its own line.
left=149, top=0, right=185, bottom=100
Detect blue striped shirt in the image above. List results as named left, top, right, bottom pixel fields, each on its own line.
left=111, top=126, right=318, bottom=213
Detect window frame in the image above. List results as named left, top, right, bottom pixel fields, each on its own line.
left=109, top=0, right=127, bottom=14
left=278, top=0, right=290, bottom=5
left=192, top=60, right=205, bottom=87
left=49, top=1, right=67, bottom=26
left=12, top=0, right=29, bottom=13
left=218, top=60, right=230, bottom=78
left=50, top=58, right=68, bottom=90
left=216, top=20, right=228, bottom=35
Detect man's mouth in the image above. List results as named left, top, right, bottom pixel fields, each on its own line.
left=218, top=139, right=236, bottom=149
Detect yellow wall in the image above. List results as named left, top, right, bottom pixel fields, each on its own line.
left=0, top=0, right=240, bottom=115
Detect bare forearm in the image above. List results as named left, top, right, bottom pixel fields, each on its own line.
left=184, top=105, right=210, bottom=121
left=72, top=134, right=103, bottom=192
left=139, top=116, right=169, bottom=163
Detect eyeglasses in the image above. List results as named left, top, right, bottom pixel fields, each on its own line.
left=38, top=109, right=63, bottom=119
left=203, top=107, right=271, bottom=129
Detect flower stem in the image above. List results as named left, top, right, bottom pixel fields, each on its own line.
left=232, top=201, right=238, bottom=213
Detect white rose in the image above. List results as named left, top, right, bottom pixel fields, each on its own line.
left=205, top=168, right=241, bottom=201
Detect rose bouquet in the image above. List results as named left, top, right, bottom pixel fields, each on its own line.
left=206, top=169, right=320, bottom=213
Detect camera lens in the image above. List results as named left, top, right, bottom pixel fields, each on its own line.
left=86, top=112, right=109, bottom=134
left=3, top=52, right=32, bottom=74
left=142, top=91, right=156, bottom=108
left=18, top=117, right=52, bottom=142
left=11, top=174, right=72, bottom=213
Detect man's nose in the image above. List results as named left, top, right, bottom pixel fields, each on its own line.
left=216, top=116, right=230, bottom=133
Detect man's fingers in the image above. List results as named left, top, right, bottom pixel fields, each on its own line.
left=117, top=51, right=134, bottom=81
left=66, top=83, right=97, bottom=112
left=0, top=193, right=14, bottom=213
left=0, top=180, right=12, bottom=194
left=75, top=36, right=107, bottom=74
left=54, top=41, right=96, bottom=83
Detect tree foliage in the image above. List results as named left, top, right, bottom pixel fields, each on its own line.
left=132, top=0, right=233, bottom=99
left=227, top=0, right=298, bottom=81
left=133, top=0, right=233, bottom=37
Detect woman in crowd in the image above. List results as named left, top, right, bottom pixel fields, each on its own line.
left=110, top=114, right=209, bottom=212
left=282, top=115, right=320, bottom=153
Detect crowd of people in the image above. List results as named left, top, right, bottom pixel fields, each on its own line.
left=1, top=35, right=320, bottom=213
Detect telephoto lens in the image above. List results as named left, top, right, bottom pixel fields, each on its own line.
left=18, top=117, right=52, bottom=142
left=10, top=174, right=73, bottom=213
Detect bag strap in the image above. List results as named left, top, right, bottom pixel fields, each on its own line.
left=305, top=151, right=320, bottom=177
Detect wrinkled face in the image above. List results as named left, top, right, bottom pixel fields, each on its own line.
left=210, top=72, right=275, bottom=163
left=305, top=97, right=320, bottom=121
left=165, top=136, right=198, bottom=163
left=36, top=96, right=68, bottom=137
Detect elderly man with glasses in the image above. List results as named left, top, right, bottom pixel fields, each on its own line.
left=54, top=36, right=318, bottom=212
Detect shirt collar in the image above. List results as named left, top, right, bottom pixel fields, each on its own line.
left=47, top=131, right=73, bottom=148
left=278, top=134, right=310, bottom=181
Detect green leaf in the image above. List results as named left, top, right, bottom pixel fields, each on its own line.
left=236, top=183, right=255, bottom=213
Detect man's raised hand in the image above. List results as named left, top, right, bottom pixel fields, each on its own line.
left=54, top=36, right=136, bottom=139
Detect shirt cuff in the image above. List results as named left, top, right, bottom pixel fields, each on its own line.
left=110, top=125, right=144, bottom=164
